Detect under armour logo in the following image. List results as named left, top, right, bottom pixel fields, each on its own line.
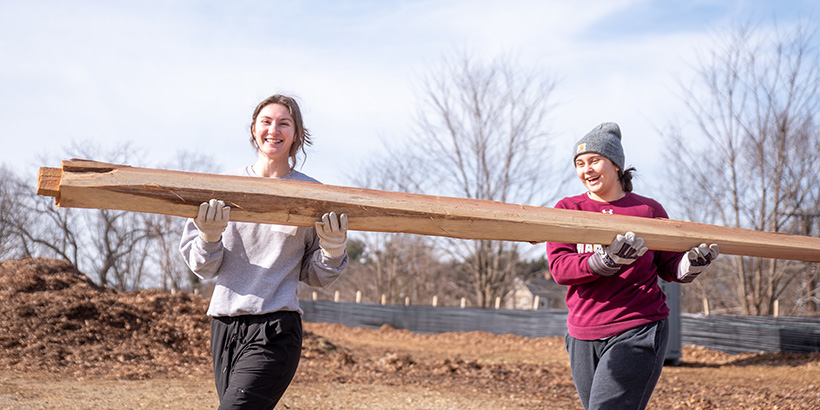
left=602, top=209, right=613, bottom=214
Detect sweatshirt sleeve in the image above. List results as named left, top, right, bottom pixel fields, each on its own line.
left=545, top=199, right=603, bottom=286
left=299, top=228, right=348, bottom=288
left=546, top=241, right=603, bottom=286
left=178, top=218, right=225, bottom=280
left=655, top=249, right=685, bottom=282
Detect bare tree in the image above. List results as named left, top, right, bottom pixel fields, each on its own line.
left=3, top=142, right=229, bottom=293
left=665, top=21, right=820, bottom=315
left=0, top=165, right=31, bottom=261
left=355, top=233, right=458, bottom=305
left=12, top=176, right=83, bottom=266
left=88, top=208, right=153, bottom=289
left=145, top=150, right=223, bottom=293
left=12, top=141, right=154, bottom=289
left=54, top=141, right=154, bottom=289
left=354, top=51, right=565, bottom=308
left=142, top=212, right=193, bottom=292
left=328, top=162, right=458, bottom=305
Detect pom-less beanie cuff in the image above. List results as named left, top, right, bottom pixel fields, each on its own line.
left=573, top=122, right=625, bottom=170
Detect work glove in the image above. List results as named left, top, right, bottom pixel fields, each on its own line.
left=677, top=243, right=720, bottom=283
left=588, top=231, right=648, bottom=276
left=315, top=211, right=348, bottom=258
left=193, top=199, right=231, bottom=243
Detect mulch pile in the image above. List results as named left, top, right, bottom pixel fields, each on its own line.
left=2, top=256, right=818, bottom=407
left=0, top=258, right=214, bottom=380
left=0, top=256, right=587, bottom=399
left=0, top=258, right=385, bottom=381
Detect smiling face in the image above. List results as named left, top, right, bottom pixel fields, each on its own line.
left=252, top=103, right=295, bottom=166
left=575, top=153, right=625, bottom=202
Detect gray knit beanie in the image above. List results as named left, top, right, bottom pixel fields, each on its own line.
left=573, top=122, right=625, bottom=170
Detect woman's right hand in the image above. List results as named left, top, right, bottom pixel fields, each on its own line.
left=589, top=231, right=648, bottom=276
left=193, top=199, right=231, bottom=242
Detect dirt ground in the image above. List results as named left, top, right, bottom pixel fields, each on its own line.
left=1, top=258, right=819, bottom=410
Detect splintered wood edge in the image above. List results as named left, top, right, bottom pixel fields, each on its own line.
left=37, top=167, right=62, bottom=198
left=62, top=158, right=120, bottom=173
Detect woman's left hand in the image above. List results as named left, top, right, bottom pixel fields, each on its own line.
left=677, top=243, right=720, bottom=283
left=315, top=212, right=348, bottom=258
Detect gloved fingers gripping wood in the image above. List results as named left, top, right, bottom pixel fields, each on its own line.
left=677, top=243, right=720, bottom=283
left=193, top=199, right=231, bottom=242
left=315, top=211, right=349, bottom=258
left=589, top=231, right=649, bottom=276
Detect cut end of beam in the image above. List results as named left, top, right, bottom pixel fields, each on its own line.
left=36, top=167, right=62, bottom=199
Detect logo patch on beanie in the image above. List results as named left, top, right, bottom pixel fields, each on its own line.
left=576, top=143, right=586, bottom=154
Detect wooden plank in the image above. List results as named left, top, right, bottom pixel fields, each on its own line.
left=36, top=159, right=820, bottom=262
left=36, top=167, right=62, bottom=198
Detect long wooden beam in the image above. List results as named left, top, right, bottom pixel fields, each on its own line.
left=36, top=159, right=820, bottom=262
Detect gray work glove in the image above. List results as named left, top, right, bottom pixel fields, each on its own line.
left=193, top=199, right=230, bottom=243
left=589, top=231, right=648, bottom=276
left=677, top=243, right=720, bottom=283
left=315, top=211, right=348, bottom=258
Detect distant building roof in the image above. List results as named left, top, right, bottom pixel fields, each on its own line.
left=525, top=277, right=564, bottom=299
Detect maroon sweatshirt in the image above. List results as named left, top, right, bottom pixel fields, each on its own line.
left=546, top=192, right=685, bottom=340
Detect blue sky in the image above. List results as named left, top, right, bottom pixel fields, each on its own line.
left=1, top=0, right=815, bottom=203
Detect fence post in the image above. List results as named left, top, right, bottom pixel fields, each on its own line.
left=334, top=290, right=340, bottom=303
left=460, top=297, right=466, bottom=309
left=405, top=296, right=410, bottom=306
left=774, top=300, right=780, bottom=317
left=356, top=290, right=362, bottom=304
left=533, top=295, right=540, bottom=310
left=312, top=291, right=318, bottom=302
left=381, top=294, right=387, bottom=305
left=702, top=297, right=710, bottom=316
left=494, top=297, right=501, bottom=310
left=432, top=295, right=438, bottom=307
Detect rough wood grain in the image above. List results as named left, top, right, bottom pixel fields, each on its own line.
left=36, top=159, right=820, bottom=262
left=36, top=167, right=62, bottom=198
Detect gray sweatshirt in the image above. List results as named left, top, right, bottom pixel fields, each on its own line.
left=179, top=166, right=348, bottom=317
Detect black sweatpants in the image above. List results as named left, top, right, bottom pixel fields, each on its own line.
left=211, top=311, right=303, bottom=410
left=565, top=318, right=669, bottom=410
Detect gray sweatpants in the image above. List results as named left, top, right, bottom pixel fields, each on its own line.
left=565, top=319, right=668, bottom=410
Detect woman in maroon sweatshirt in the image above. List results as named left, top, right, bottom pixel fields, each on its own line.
left=546, top=122, right=719, bottom=410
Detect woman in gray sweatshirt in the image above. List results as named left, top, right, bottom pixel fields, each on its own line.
left=179, top=94, right=348, bottom=410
